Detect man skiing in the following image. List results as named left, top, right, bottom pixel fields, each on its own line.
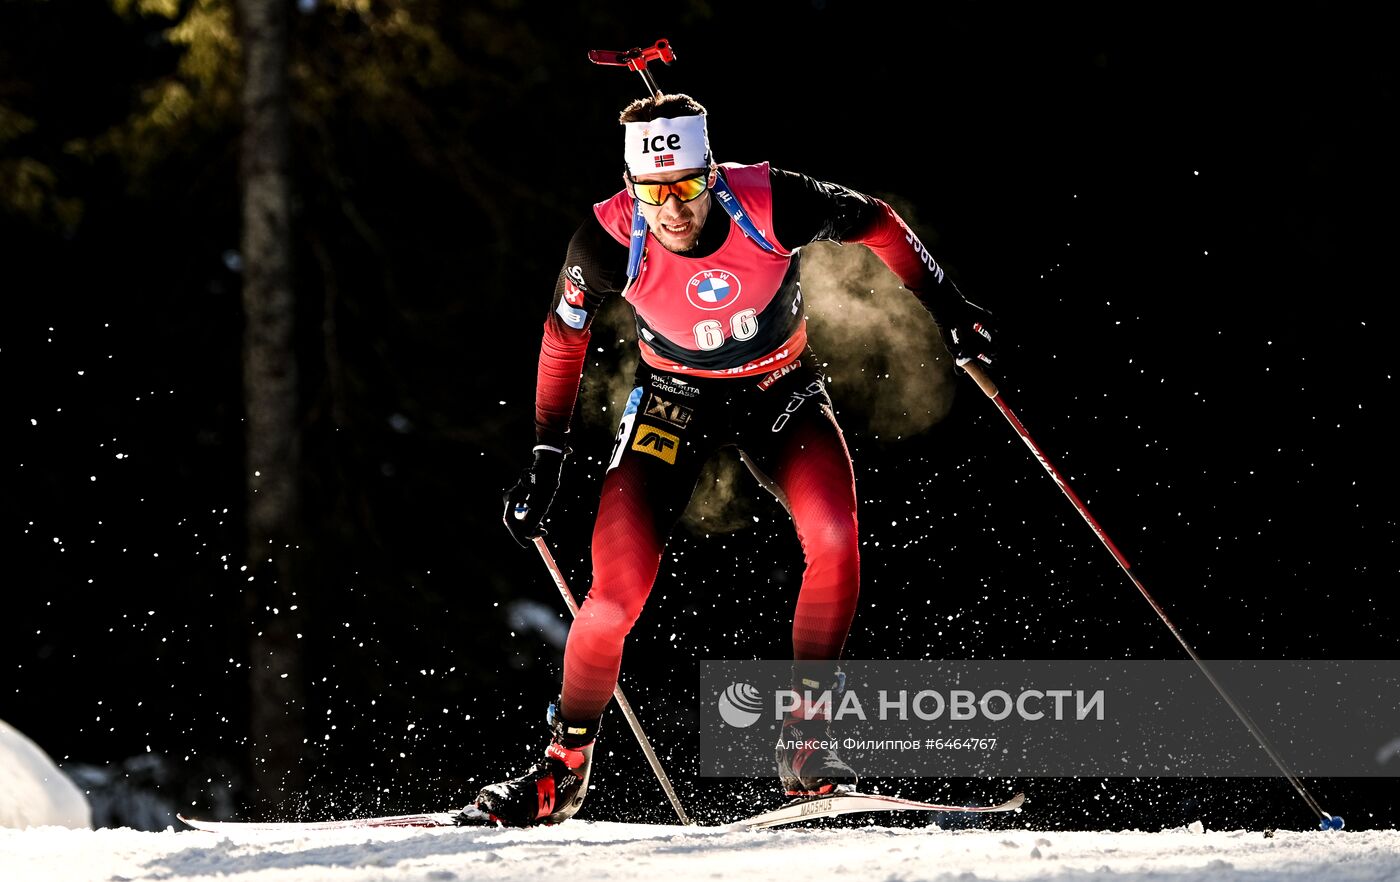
left=479, top=93, right=995, bottom=826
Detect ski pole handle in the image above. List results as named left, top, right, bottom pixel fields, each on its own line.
left=958, top=359, right=1000, bottom=398
left=587, top=39, right=675, bottom=96
left=587, top=39, right=675, bottom=72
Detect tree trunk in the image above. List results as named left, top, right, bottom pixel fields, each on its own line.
left=237, top=0, right=306, bottom=805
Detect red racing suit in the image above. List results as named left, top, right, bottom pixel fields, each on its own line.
left=533, top=163, right=965, bottom=720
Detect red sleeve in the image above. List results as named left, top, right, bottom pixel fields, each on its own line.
left=532, top=221, right=626, bottom=448
left=535, top=313, right=590, bottom=449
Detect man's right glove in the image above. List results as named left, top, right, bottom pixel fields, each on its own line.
left=502, top=445, right=567, bottom=548
left=937, top=297, right=997, bottom=367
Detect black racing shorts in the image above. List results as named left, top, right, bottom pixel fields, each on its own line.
left=605, top=350, right=841, bottom=520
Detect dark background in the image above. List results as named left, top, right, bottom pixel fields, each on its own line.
left=3, top=2, right=1396, bottom=831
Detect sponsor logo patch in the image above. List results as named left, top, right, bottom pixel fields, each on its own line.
left=686, top=269, right=741, bottom=311
left=771, top=380, right=827, bottom=432
left=757, top=359, right=802, bottom=391
left=645, top=394, right=693, bottom=428
left=631, top=423, right=679, bottom=464
left=563, top=277, right=586, bottom=306
left=555, top=297, right=587, bottom=329
left=649, top=374, right=700, bottom=398
left=563, top=266, right=588, bottom=307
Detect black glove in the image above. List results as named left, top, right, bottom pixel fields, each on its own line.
left=936, top=297, right=997, bottom=366
left=502, top=445, right=567, bottom=548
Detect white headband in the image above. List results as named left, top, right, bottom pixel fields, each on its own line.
left=623, top=115, right=711, bottom=176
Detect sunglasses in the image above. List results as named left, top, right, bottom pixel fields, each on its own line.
left=629, top=171, right=710, bottom=206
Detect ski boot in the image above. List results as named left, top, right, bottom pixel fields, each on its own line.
left=475, top=702, right=601, bottom=826
left=774, top=668, right=858, bottom=797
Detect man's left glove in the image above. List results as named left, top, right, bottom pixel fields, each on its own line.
left=502, top=445, right=567, bottom=548
left=936, top=297, right=997, bottom=366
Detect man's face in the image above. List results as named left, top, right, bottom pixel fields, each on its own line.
left=626, top=166, right=717, bottom=254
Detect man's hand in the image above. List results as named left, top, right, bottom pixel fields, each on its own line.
left=938, top=298, right=997, bottom=366
left=502, top=446, right=567, bottom=548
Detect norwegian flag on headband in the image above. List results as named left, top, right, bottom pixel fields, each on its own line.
left=654, top=154, right=676, bottom=168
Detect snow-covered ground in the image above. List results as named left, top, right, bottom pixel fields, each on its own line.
left=3, top=821, right=1397, bottom=882
left=6, top=713, right=1398, bottom=880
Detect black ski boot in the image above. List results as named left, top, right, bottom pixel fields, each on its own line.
left=775, top=668, right=858, bottom=797
left=475, top=703, right=601, bottom=826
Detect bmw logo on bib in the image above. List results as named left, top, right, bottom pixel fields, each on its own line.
left=686, top=269, right=742, bottom=311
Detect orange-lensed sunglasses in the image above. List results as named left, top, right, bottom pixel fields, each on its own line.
left=628, top=171, right=709, bottom=206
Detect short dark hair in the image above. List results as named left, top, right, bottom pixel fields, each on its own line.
left=618, top=93, right=708, bottom=124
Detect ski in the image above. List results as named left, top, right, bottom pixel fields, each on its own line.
left=177, top=803, right=494, bottom=833
left=729, top=790, right=1026, bottom=830
left=179, top=791, right=1023, bottom=834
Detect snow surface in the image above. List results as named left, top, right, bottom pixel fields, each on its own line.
left=2, top=821, right=1397, bottom=882
left=0, top=717, right=90, bottom=829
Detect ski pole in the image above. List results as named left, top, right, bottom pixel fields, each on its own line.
left=531, top=536, right=694, bottom=826
left=957, top=360, right=1340, bottom=829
